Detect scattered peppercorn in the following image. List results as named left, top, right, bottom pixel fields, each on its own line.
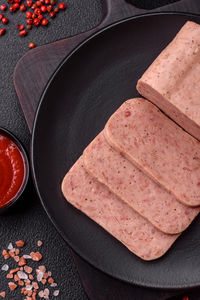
left=26, top=0, right=33, bottom=7
left=19, top=29, right=27, bottom=36
left=38, top=14, right=43, bottom=20
left=25, top=10, right=32, bottom=18
left=47, top=4, right=52, bottom=12
left=27, top=24, right=32, bottom=30
left=41, top=18, right=48, bottom=25
left=0, top=5, right=7, bottom=11
left=58, top=2, right=66, bottom=9
left=0, top=0, right=68, bottom=46
left=17, top=24, right=25, bottom=30
left=0, top=28, right=6, bottom=36
left=2, top=17, right=8, bottom=25
left=40, top=4, right=46, bottom=12
left=13, top=3, right=20, bottom=10
left=29, top=42, right=36, bottom=48
left=26, top=18, right=32, bottom=24
left=33, top=17, right=40, bottom=26
left=49, top=10, right=55, bottom=18
left=9, top=5, right=16, bottom=13
left=20, top=4, right=26, bottom=11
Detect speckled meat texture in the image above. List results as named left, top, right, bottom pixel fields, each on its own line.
left=61, top=157, right=179, bottom=261
left=83, top=132, right=200, bottom=234
left=137, top=21, right=200, bottom=141
left=105, top=98, right=200, bottom=207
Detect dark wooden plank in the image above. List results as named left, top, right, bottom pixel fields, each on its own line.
left=14, top=0, right=200, bottom=299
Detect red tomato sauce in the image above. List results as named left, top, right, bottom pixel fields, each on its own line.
left=0, top=133, right=25, bottom=208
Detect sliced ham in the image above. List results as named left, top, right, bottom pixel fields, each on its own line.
left=83, top=132, right=200, bottom=234
left=61, top=156, right=179, bottom=261
left=137, top=21, right=200, bottom=141
left=105, top=98, right=200, bottom=207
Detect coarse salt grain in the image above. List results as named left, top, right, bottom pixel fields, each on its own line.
left=18, top=257, right=26, bottom=266
left=39, top=265, right=46, bottom=273
left=30, top=252, right=42, bottom=261
left=38, top=290, right=44, bottom=297
left=37, top=240, right=43, bottom=247
left=50, top=283, right=57, bottom=287
left=44, top=288, right=49, bottom=296
left=32, top=282, right=39, bottom=289
left=6, top=273, right=13, bottom=279
left=14, top=256, right=20, bottom=262
left=15, top=240, right=24, bottom=247
left=0, top=291, right=6, bottom=298
left=37, top=271, right=44, bottom=282
left=17, top=271, right=28, bottom=280
left=24, top=265, right=32, bottom=274
left=53, top=290, right=59, bottom=296
left=7, top=243, right=13, bottom=250
left=25, top=285, right=33, bottom=291
left=23, top=255, right=31, bottom=259
left=1, top=264, right=9, bottom=271
left=8, top=282, right=17, bottom=291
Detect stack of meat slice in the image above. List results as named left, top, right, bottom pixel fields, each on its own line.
left=62, top=21, right=200, bottom=261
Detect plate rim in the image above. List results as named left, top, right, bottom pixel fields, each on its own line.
left=31, top=11, right=200, bottom=289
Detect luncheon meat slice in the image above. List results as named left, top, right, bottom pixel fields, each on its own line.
left=137, top=21, right=200, bottom=141
left=105, top=98, right=200, bottom=207
left=83, top=132, right=200, bottom=234
left=61, top=157, right=179, bottom=261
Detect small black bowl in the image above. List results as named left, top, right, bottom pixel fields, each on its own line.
left=0, top=127, right=29, bottom=213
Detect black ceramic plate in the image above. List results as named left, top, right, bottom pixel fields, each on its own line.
left=31, top=13, right=200, bottom=289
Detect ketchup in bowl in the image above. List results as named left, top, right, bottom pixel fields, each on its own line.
left=0, top=129, right=29, bottom=210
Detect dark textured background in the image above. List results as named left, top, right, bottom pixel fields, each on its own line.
left=0, top=0, right=192, bottom=299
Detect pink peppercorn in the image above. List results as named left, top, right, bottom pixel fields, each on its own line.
left=33, top=18, right=40, bottom=26
left=26, top=11, right=32, bottom=18
left=2, top=17, right=8, bottom=25
left=47, top=4, right=53, bottom=12
left=34, top=7, right=41, bottom=15
left=20, top=4, right=27, bottom=11
left=29, top=42, right=36, bottom=49
left=41, top=18, right=48, bottom=25
left=17, top=24, right=24, bottom=30
left=40, top=5, right=47, bottom=12
left=0, top=5, right=7, bottom=11
left=9, top=5, right=16, bottom=12
left=19, top=29, right=27, bottom=36
left=13, top=3, right=20, bottom=10
left=26, top=0, right=32, bottom=7
left=0, top=28, right=6, bottom=36
left=49, top=10, right=55, bottom=18
left=58, top=2, right=66, bottom=9
left=26, top=18, right=32, bottom=24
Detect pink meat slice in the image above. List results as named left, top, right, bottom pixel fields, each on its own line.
left=83, top=132, right=200, bottom=234
left=61, top=156, right=179, bottom=261
left=104, top=98, right=200, bottom=207
left=137, top=21, right=200, bottom=141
